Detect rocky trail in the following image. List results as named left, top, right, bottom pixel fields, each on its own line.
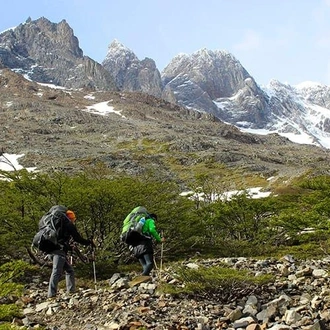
left=8, top=256, right=330, bottom=330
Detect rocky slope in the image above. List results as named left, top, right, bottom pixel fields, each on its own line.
left=12, top=256, right=330, bottom=329
left=2, top=67, right=330, bottom=190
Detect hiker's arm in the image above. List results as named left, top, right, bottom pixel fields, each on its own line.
left=148, top=221, right=162, bottom=242
left=68, top=223, right=91, bottom=246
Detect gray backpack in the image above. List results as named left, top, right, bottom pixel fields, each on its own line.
left=32, top=205, right=68, bottom=253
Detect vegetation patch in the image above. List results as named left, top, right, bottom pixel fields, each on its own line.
left=0, top=261, right=37, bottom=325
left=0, top=261, right=35, bottom=297
left=160, top=265, right=273, bottom=300
left=0, top=304, right=22, bottom=322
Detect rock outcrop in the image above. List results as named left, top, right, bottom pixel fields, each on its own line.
left=102, top=40, right=163, bottom=97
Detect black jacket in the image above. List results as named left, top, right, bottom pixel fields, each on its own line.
left=57, top=218, right=91, bottom=252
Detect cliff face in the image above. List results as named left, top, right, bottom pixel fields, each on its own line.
left=102, top=40, right=163, bottom=97
left=0, top=17, right=116, bottom=90
left=161, top=50, right=270, bottom=126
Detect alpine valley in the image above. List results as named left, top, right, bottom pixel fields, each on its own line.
left=1, top=16, right=330, bottom=191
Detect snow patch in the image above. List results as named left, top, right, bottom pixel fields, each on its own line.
left=180, top=187, right=271, bottom=202
left=83, top=101, right=126, bottom=118
left=0, top=153, right=37, bottom=172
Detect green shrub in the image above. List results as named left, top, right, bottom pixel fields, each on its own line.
left=0, top=261, right=36, bottom=297
left=0, top=260, right=38, bottom=327
left=0, top=304, right=22, bottom=322
left=269, top=242, right=326, bottom=260
left=160, top=265, right=273, bottom=299
left=0, top=324, right=26, bottom=330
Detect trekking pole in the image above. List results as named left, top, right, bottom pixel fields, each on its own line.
left=159, top=231, right=164, bottom=281
left=91, top=245, right=97, bottom=290
left=153, top=256, right=158, bottom=270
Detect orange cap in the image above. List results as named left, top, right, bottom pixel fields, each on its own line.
left=66, top=210, right=76, bottom=222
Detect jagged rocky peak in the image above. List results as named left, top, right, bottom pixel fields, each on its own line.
left=266, top=79, right=293, bottom=92
left=162, top=48, right=252, bottom=98
left=161, top=47, right=269, bottom=125
left=266, top=79, right=330, bottom=107
left=0, top=17, right=116, bottom=90
left=293, top=81, right=330, bottom=108
left=104, top=39, right=138, bottom=62
left=1, top=17, right=83, bottom=59
left=102, top=39, right=162, bottom=97
left=102, top=39, right=139, bottom=85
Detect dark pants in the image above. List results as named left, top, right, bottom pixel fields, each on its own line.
left=138, top=253, right=153, bottom=276
left=48, top=250, right=75, bottom=298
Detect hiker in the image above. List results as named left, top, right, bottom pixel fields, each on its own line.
left=44, top=206, right=94, bottom=298
left=132, top=213, right=165, bottom=276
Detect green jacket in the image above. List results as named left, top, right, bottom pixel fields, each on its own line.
left=142, top=217, right=161, bottom=242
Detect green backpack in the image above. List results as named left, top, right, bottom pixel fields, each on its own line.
left=121, top=206, right=149, bottom=245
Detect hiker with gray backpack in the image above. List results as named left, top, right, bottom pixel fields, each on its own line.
left=121, top=206, right=165, bottom=276
left=32, top=205, right=94, bottom=298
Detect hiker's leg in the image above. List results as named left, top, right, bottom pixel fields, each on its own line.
left=48, top=253, right=65, bottom=297
left=141, top=253, right=153, bottom=276
left=64, top=258, right=75, bottom=293
left=138, top=256, right=147, bottom=274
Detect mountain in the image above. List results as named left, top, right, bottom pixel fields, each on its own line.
left=102, top=39, right=163, bottom=97
left=1, top=66, right=330, bottom=189
left=1, top=16, right=330, bottom=189
left=260, top=80, right=330, bottom=148
left=0, top=17, right=116, bottom=90
left=1, top=17, right=330, bottom=148
left=160, top=50, right=330, bottom=148
left=161, top=49, right=270, bottom=123
left=100, top=39, right=330, bottom=148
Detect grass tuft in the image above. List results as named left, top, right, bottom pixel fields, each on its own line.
left=0, top=304, right=22, bottom=322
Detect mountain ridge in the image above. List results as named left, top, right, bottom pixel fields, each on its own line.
left=2, top=17, right=329, bottom=148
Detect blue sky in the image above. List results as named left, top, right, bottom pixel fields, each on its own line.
left=1, top=0, right=330, bottom=87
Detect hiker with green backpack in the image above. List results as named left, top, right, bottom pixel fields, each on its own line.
left=121, top=206, right=165, bottom=276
